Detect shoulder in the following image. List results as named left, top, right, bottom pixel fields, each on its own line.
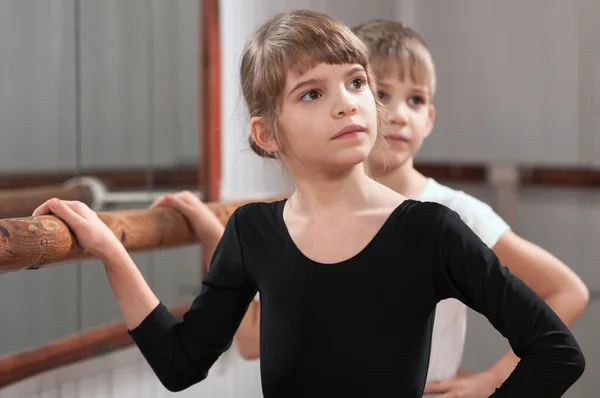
left=421, top=181, right=510, bottom=248
left=227, top=199, right=286, bottom=245
left=397, top=199, right=455, bottom=237
left=230, top=199, right=284, bottom=227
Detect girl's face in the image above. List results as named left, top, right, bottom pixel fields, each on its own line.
left=251, top=63, right=378, bottom=175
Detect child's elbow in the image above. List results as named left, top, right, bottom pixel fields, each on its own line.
left=159, top=370, right=209, bottom=393
left=571, top=347, right=586, bottom=381
left=562, top=339, right=586, bottom=383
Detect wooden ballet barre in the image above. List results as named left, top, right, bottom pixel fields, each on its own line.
left=0, top=196, right=283, bottom=274
left=0, top=303, right=191, bottom=389
left=0, top=183, right=94, bottom=219
left=0, top=176, right=203, bottom=219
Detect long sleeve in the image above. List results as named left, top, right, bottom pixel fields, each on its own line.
left=128, top=209, right=257, bottom=392
left=432, top=209, right=585, bottom=397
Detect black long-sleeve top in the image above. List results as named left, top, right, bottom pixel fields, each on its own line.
left=129, top=199, right=585, bottom=397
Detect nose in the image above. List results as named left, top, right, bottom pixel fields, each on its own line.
left=388, top=100, right=408, bottom=125
left=332, top=90, right=358, bottom=118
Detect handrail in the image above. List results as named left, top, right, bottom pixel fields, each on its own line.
left=0, top=175, right=204, bottom=219
left=0, top=165, right=198, bottom=191
left=414, top=163, right=600, bottom=188
left=0, top=196, right=282, bottom=274
left=1, top=163, right=598, bottom=194
left=0, top=183, right=93, bottom=219
left=0, top=303, right=191, bottom=388
left=1, top=163, right=597, bottom=220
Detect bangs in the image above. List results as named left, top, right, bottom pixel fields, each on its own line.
left=250, top=15, right=371, bottom=108
left=372, top=41, right=436, bottom=95
left=282, top=36, right=369, bottom=78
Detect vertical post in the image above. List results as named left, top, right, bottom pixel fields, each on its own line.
left=199, top=0, right=222, bottom=277
left=200, top=0, right=221, bottom=202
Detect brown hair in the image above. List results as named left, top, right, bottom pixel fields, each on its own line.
left=352, top=20, right=436, bottom=97
left=240, top=9, right=380, bottom=159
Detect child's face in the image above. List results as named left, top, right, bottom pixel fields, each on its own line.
left=275, top=63, right=378, bottom=173
left=367, top=74, right=435, bottom=172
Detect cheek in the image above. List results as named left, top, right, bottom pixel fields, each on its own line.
left=278, top=112, right=320, bottom=153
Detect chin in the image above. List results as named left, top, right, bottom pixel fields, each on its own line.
left=387, top=152, right=413, bottom=169
left=333, top=148, right=371, bottom=169
left=372, top=149, right=413, bottom=171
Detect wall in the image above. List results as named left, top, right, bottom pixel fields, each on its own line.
left=397, top=0, right=599, bottom=167
left=0, top=0, right=201, bottom=356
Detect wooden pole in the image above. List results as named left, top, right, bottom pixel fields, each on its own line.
left=0, top=184, right=93, bottom=219
left=201, top=0, right=221, bottom=202
left=0, top=303, right=190, bottom=388
left=0, top=197, right=282, bottom=274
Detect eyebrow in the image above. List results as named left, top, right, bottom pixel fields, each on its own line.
left=377, top=81, right=430, bottom=96
left=287, top=66, right=367, bottom=98
left=412, top=88, right=430, bottom=96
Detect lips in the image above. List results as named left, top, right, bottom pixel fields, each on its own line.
left=332, top=124, right=367, bottom=139
left=384, top=134, right=409, bottom=142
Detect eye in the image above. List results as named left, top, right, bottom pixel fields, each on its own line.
left=408, top=96, right=425, bottom=106
left=348, top=78, right=366, bottom=90
left=377, top=91, right=389, bottom=102
left=300, top=90, right=321, bottom=102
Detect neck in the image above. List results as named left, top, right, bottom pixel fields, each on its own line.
left=287, top=163, right=374, bottom=217
left=370, top=158, right=428, bottom=200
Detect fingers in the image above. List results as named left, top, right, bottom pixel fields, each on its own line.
left=32, top=199, right=89, bottom=230
left=150, top=191, right=202, bottom=208
left=150, top=192, right=203, bottom=216
left=149, top=194, right=171, bottom=209
left=49, top=200, right=88, bottom=228
left=32, top=200, right=53, bottom=217
left=168, top=195, right=203, bottom=219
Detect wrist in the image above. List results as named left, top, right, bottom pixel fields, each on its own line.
left=97, top=241, right=129, bottom=266
left=197, top=219, right=225, bottom=244
left=482, top=368, right=504, bottom=388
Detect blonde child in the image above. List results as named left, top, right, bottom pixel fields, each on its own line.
left=352, top=19, right=589, bottom=397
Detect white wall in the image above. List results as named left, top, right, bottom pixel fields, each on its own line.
left=397, top=0, right=599, bottom=167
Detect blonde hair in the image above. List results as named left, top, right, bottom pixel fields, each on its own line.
left=352, top=20, right=437, bottom=98
left=240, top=9, right=380, bottom=159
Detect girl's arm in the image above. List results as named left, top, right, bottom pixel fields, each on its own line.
left=433, top=208, right=585, bottom=397
left=34, top=198, right=256, bottom=393
left=179, top=196, right=262, bottom=361
left=234, top=300, right=261, bottom=359
left=481, top=231, right=588, bottom=386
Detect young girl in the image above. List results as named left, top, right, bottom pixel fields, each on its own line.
left=33, top=9, right=584, bottom=398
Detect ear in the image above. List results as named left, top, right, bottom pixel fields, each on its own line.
left=250, top=116, right=280, bottom=153
left=424, top=104, right=435, bottom=138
